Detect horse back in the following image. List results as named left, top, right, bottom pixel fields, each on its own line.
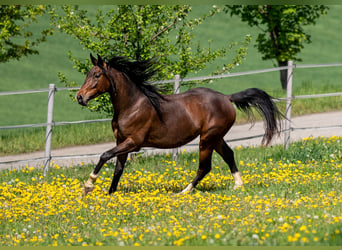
left=144, top=87, right=236, bottom=148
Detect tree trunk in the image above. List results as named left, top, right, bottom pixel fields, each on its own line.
left=278, top=60, right=288, bottom=90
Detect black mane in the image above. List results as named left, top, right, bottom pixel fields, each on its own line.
left=107, top=56, right=164, bottom=119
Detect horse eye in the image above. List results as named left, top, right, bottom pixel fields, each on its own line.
left=94, top=74, right=101, bottom=79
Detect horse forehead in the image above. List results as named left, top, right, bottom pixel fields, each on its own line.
left=85, top=66, right=100, bottom=76
left=82, top=67, right=98, bottom=87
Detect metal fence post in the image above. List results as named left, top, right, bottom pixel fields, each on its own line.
left=43, top=84, right=56, bottom=176
left=284, top=61, right=293, bottom=150
left=172, top=75, right=181, bottom=162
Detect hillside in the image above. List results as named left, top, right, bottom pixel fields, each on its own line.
left=0, top=5, right=342, bottom=127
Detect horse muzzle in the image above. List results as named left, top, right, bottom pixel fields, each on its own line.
left=76, top=93, right=88, bottom=106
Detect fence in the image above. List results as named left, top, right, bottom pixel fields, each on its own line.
left=1, top=61, right=342, bottom=173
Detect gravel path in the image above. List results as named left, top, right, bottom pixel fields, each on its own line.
left=1, top=110, right=341, bottom=170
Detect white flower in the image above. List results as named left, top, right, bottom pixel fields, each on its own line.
left=252, top=234, right=259, bottom=240
left=295, top=217, right=303, bottom=224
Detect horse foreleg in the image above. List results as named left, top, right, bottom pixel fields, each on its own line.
left=180, top=147, right=213, bottom=194
left=215, top=139, right=243, bottom=189
left=83, top=138, right=137, bottom=195
left=108, top=154, right=127, bottom=194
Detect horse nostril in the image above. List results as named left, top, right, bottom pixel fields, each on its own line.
left=77, top=94, right=84, bottom=105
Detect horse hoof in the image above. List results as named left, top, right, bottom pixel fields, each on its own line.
left=233, top=184, right=243, bottom=190
left=178, top=183, right=194, bottom=195
left=82, top=186, right=94, bottom=195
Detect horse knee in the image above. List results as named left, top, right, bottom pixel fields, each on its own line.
left=100, top=151, right=112, bottom=162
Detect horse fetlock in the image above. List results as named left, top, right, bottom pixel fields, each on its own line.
left=82, top=172, right=99, bottom=195
left=180, top=183, right=195, bottom=194
left=89, top=172, right=99, bottom=181
left=232, top=172, right=243, bottom=190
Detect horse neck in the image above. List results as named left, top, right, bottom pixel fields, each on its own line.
left=108, top=69, right=145, bottom=114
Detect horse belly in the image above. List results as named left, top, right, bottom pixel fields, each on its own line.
left=145, top=114, right=200, bottom=149
left=145, top=133, right=199, bottom=149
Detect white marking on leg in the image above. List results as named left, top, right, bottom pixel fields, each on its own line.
left=180, top=183, right=194, bottom=194
left=83, top=172, right=99, bottom=194
left=89, top=172, right=99, bottom=181
left=232, top=172, right=243, bottom=189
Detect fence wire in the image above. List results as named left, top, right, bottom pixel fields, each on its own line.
left=1, top=62, right=342, bottom=167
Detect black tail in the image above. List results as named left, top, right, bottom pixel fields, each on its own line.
left=228, top=88, right=283, bottom=146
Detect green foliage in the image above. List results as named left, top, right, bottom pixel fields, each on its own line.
left=225, top=5, right=328, bottom=63
left=224, top=5, right=329, bottom=89
left=0, top=5, right=54, bottom=63
left=50, top=5, right=251, bottom=116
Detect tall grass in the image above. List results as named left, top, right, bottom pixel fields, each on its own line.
left=0, top=136, right=341, bottom=246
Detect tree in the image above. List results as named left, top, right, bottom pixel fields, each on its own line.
left=0, top=5, right=54, bottom=63
left=224, top=5, right=329, bottom=90
left=50, top=5, right=251, bottom=116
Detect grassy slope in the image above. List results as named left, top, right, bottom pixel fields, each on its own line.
left=190, top=5, right=342, bottom=94
left=0, top=5, right=342, bottom=126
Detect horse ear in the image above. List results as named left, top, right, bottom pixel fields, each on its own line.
left=90, top=53, right=97, bottom=66
left=97, top=54, right=104, bottom=67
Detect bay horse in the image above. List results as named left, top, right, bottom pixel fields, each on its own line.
left=77, top=54, right=283, bottom=195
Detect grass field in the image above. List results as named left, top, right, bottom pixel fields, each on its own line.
left=0, top=136, right=341, bottom=246
left=0, top=5, right=342, bottom=155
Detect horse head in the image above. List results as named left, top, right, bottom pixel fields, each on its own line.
left=76, top=54, right=112, bottom=106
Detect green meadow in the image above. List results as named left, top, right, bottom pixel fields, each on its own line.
left=0, top=136, right=341, bottom=246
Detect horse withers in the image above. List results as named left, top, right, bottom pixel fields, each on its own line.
left=76, top=54, right=283, bottom=195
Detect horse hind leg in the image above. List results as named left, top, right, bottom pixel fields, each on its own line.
left=215, top=139, right=243, bottom=189
left=180, top=145, right=213, bottom=194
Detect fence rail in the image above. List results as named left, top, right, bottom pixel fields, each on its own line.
left=1, top=62, right=342, bottom=171
left=3, top=62, right=342, bottom=97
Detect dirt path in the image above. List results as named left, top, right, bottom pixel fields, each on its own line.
left=1, top=111, right=342, bottom=170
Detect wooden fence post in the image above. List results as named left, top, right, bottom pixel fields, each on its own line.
left=284, top=61, right=293, bottom=150
left=43, top=84, right=55, bottom=176
left=172, top=75, right=181, bottom=162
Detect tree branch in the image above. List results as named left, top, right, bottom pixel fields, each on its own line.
left=149, top=18, right=178, bottom=43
